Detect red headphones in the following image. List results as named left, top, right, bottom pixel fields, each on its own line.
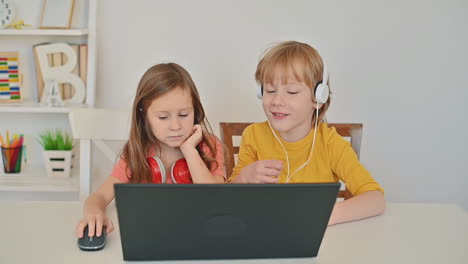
left=147, top=156, right=193, bottom=184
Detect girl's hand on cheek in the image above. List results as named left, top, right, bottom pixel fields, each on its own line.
left=181, top=124, right=203, bottom=151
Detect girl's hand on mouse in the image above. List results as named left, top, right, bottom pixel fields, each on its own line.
left=180, top=124, right=202, bottom=152
left=76, top=213, right=114, bottom=238
left=237, top=160, right=283, bottom=183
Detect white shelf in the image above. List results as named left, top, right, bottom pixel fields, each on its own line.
left=0, top=101, right=92, bottom=113
left=0, top=166, right=79, bottom=192
left=0, top=29, right=88, bottom=36
left=0, top=0, right=98, bottom=200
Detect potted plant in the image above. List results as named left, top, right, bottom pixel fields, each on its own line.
left=38, top=130, right=74, bottom=178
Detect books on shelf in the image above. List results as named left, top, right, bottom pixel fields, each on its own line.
left=33, top=43, right=88, bottom=102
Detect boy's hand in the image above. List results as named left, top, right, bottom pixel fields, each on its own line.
left=238, top=160, right=283, bottom=183
left=76, top=213, right=114, bottom=238
left=181, top=124, right=202, bottom=151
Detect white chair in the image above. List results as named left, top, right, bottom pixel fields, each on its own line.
left=69, top=108, right=131, bottom=199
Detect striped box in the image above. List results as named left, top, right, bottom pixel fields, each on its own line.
left=0, top=52, right=21, bottom=102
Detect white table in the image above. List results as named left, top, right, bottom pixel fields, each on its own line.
left=1, top=201, right=467, bottom=263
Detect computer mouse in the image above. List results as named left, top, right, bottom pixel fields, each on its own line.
left=77, top=225, right=106, bottom=251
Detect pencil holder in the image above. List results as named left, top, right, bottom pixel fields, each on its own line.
left=1, top=146, right=23, bottom=173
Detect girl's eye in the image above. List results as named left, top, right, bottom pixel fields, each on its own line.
left=179, top=114, right=188, bottom=117
left=265, top=90, right=276, bottom=94
left=158, top=116, right=168, bottom=120
left=287, top=91, right=299, bottom=94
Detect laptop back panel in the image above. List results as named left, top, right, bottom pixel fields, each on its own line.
left=114, top=183, right=340, bottom=260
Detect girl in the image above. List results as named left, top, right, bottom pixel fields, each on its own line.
left=76, top=63, right=225, bottom=238
left=229, top=41, right=385, bottom=225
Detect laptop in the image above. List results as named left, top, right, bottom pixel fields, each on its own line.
left=114, top=183, right=340, bottom=261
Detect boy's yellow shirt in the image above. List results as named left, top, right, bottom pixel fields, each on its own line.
left=229, top=122, right=384, bottom=196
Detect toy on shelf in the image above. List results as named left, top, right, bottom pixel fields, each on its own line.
left=2, top=20, right=32, bottom=29
left=0, top=51, right=21, bottom=102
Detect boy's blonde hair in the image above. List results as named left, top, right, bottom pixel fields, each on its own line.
left=255, top=41, right=331, bottom=123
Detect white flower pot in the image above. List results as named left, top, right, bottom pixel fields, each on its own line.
left=43, top=150, right=73, bottom=178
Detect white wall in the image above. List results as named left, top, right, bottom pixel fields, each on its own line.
left=94, top=0, right=468, bottom=210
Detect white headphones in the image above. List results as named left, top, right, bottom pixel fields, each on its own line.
left=257, top=62, right=329, bottom=104
left=259, top=59, right=329, bottom=183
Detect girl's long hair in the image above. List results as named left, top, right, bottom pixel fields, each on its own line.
left=121, top=63, right=220, bottom=183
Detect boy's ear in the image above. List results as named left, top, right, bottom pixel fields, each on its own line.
left=257, top=84, right=263, bottom=99
left=314, top=83, right=329, bottom=104
left=314, top=103, right=324, bottom=110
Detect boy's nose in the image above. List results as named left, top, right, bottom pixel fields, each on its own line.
left=271, top=93, right=286, bottom=106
